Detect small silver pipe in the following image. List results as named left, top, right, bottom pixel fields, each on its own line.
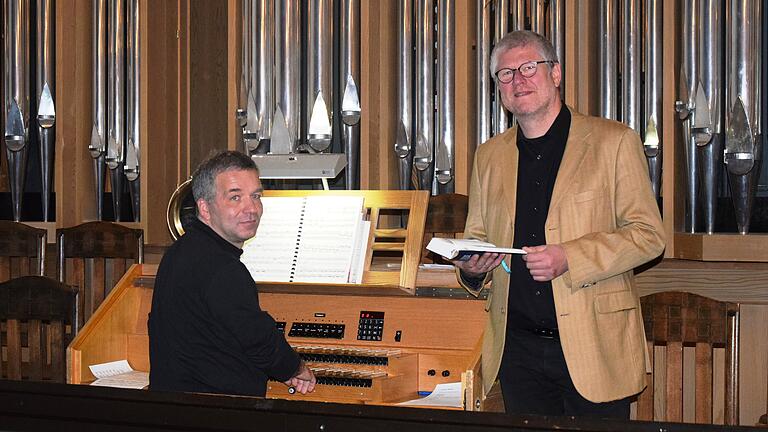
left=621, top=0, right=641, bottom=131
left=395, top=0, right=414, bottom=190
left=643, top=0, right=662, bottom=200
left=237, top=0, right=250, bottom=131
left=4, top=0, right=30, bottom=221
left=37, top=0, right=55, bottom=221
left=724, top=0, right=761, bottom=234
left=435, top=0, right=455, bottom=194
left=697, top=0, right=723, bottom=233
left=414, top=0, right=435, bottom=191
left=253, top=0, right=274, bottom=153
left=91, top=0, right=107, bottom=219
left=598, top=0, right=618, bottom=120
left=476, top=0, right=491, bottom=146
left=125, top=0, right=140, bottom=221
left=340, top=0, right=361, bottom=190
left=676, top=0, right=698, bottom=232
left=107, top=0, right=125, bottom=220
left=530, top=0, right=545, bottom=35
left=274, top=0, right=301, bottom=153
left=306, top=0, right=334, bottom=152
left=244, top=0, right=259, bottom=151
left=492, top=0, right=509, bottom=135
left=511, top=0, right=524, bottom=31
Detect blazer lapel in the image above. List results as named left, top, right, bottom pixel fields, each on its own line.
left=501, top=128, right=519, bottom=225
left=549, top=111, right=594, bottom=212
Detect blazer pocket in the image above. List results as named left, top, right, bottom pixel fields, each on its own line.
left=594, top=291, right=638, bottom=313
left=573, top=189, right=604, bottom=203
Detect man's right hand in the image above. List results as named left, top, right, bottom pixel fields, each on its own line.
left=284, top=360, right=316, bottom=394
left=452, top=252, right=504, bottom=278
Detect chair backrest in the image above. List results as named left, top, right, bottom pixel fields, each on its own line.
left=56, top=221, right=143, bottom=328
left=0, top=221, right=47, bottom=280
left=0, top=276, right=78, bottom=383
left=423, top=193, right=468, bottom=263
left=636, top=292, right=739, bottom=425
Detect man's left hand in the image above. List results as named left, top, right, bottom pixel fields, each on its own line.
left=522, top=244, right=568, bottom=281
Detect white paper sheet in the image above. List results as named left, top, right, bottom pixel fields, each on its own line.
left=397, top=382, right=462, bottom=408
left=88, top=360, right=148, bottom=389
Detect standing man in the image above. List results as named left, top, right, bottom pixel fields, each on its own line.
left=149, top=150, right=315, bottom=396
left=454, top=31, right=664, bottom=418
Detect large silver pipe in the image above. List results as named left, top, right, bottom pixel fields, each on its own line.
left=107, top=0, right=125, bottom=220
left=395, top=0, right=414, bottom=190
left=492, top=0, right=509, bottom=135
left=273, top=0, right=301, bottom=154
left=598, top=0, right=618, bottom=120
left=676, top=0, right=698, bottom=232
left=435, top=0, right=455, bottom=194
left=125, top=0, right=140, bottom=221
left=251, top=0, right=274, bottom=154
left=243, top=0, right=259, bottom=152
left=4, top=0, right=30, bottom=221
left=696, top=0, right=722, bottom=233
left=36, top=0, right=55, bottom=221
left=90, top=0, right=107, bottom=220
left=340, top=0, right=361, bottom=190
left=414, top=0, right=434, bottom=191
left=621, top=0, right=641, bottom=131
left=549, top=0, right=565, bottom=99
left=476, top=0, right=491, bottom=147
left=725, top=0, right=762, bottom=234
left=643, top=0, right=662, bottom=200
left=306, top=0, right=333, bottom=152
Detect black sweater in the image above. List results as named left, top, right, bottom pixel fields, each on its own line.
left=148, top=219, right=300, bottom=396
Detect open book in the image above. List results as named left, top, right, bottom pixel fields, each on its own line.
left=426, top=238, right=525, bottom=261
left=241, top=196, right=369, bottom=284
left=88, top=359, right=148, bottom=389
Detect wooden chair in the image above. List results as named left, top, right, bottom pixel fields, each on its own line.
left=636, top=292, right=739, bottom=425
left=0, top=221, right=47, bottom=281
left=57, top=221, right=143, bottom=329
left=0, top=276, right=78, bottom=383
left=423, top=193, right=468, bottom=263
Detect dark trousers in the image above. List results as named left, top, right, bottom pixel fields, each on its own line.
left=498, top=328, right=630, bottom=419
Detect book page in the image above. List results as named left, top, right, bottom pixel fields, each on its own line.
left=348, top=220, right=371, bottom=284
left=88, top=360, right=149, bottom=389
left=397, top=382, right=462, bottom=408
left=291, top=196, right=365, bottom=283
left=242, top=197, right=305, bottom=282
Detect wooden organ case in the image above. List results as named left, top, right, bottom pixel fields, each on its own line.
left=67, top=191, right=487, bottom=409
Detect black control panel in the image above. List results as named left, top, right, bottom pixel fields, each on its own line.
left=288, top=322, right=345, bottom=339
left=357, top=311, right=385, bottom=341
left=275, top=321, right=286, bottom=333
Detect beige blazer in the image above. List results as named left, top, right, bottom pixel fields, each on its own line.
left=460, top=109, right=665, bottom=403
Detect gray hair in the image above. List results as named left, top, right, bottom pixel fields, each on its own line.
left=191, top=150, right=259, bottom=204
left=489, top=30, right=558, bottom=79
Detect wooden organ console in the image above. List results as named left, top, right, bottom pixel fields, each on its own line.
left=67, top=264, right=485, bottom=407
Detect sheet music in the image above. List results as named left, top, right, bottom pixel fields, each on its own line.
left=88, top=359, right=148, bottom=389
left=292, top=196, right=364, bottom=283
left=241, top=196, right=365, bottom=284
left=397, top=382, right=463, bottom=408
left=242, top=197, right=305, bottom=282
left=348, top=220, right=371, bottom=283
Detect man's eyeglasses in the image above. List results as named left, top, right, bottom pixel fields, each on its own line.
left=495, top=60, right=557, bottom=84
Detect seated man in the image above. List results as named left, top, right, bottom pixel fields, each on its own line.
left=149, top=150, right=315, bottom=396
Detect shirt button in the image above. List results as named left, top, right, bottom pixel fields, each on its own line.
left=533, top=206, right=538, bottom=212
left=535, top=291, right=541, bottom=296
left=536, top=154, right=542, bottom=160
left=535, top=180, right=541, bottom=186
left=531, top=233, right=536, bottom=238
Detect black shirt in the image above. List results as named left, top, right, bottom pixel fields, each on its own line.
left=506, top=105, right=571, bottom=331
left=148, top=218, right=300, bottom=396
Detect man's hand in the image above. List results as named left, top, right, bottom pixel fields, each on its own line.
left=452, top=252, right=504, bottom=279
left=284, top=360, right=316, bottom=394
left=522, top=244, right=568, bottom=281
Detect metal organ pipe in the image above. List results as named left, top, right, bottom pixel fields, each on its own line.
left=274, top=0, right=301, bottom=154
left=725, top=0, right=762, bottom=234
left=125, top=0, right=140, bottom=221
left=492, top=0, right=509, bottom=135
left=4, top=0, right=30, bottom=221
left=413, top=0, right=434, bottom=191
left=643, top=0, right=662, bottom=200
left=396, top=0, right=414, bottom=190
left=676, top=0, right=699, bottom=232
left=598, top=0, right=618, bottom=120
left=340, top=0, right=361, bottom=189
left=90, top=0, right=108, bottom=220
left=476, top=0, right=492, bottom=147
left=36, top=0, right=55, bottom=221
left=306, top=0, right=333, bottom=152
left=435, top=0, right=455, bottom=193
